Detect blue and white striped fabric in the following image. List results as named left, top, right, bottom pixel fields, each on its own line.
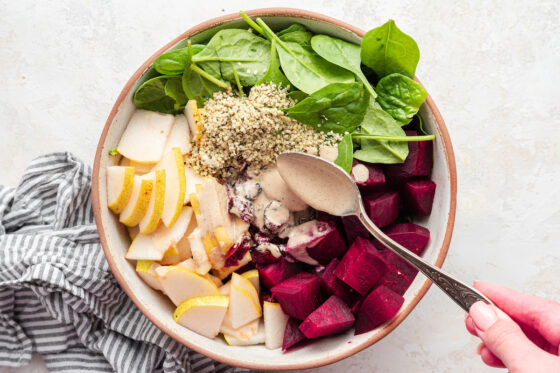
left=0, top=153, right=244, bottom=373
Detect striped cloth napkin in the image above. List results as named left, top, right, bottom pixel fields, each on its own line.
left=0, top=153, right=245, bottom=373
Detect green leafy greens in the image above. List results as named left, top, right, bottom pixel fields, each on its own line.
left=334, top=133, right=353, bottom=173
left=375, top=73, right=428, bottom=124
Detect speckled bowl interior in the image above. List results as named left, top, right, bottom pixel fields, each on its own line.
left=92, top=8, right=457, bottom=370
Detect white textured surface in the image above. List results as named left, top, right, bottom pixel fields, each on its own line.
left=1, top=1, right=559, bottom=372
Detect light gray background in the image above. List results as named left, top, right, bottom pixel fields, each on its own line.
left=1, top=0, right=559, bottom=372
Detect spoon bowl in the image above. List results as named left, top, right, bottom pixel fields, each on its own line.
left=277, top=152, right=489, bottom=312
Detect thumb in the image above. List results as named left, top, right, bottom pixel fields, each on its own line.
left=469, top=301, right=558, bottom=371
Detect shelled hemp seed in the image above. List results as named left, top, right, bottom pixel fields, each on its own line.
left=187, top=83, right=342, bottom=180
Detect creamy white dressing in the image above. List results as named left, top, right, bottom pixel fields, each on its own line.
left=259, top=167, right=308, bottom=211
left=264, top=201, right=289, bottom=227
left=351, top=163, right=369, bottom=183
left=277, top=154, right=359, bottom=216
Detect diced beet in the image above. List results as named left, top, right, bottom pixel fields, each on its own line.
left=335, top=237, right=386, bottom=295
left=251, top=243, right=283, bottom=266
left=282, top=318, right=306, bottom=351
left=271, top=273, right=322, bottom=320
left=306, top=222, right=348, bottom=265
left=355, top=285, right=404, bottom=335
left=351, top=160, right=385, bottom=189
left=259, top=259, right=302, bottom=289
left=311, top=264, right=326, bottom=278
left=380, top=250, right=418, bottom=280
left=384, top=130, right=433, bottom=184
left=384, top=223, right=430, bottom=255
left=286, top=220, right=332, bottom=265
left=225, top=235, right=253, bottom=267
left=299, top=296, right=355, bottom=338
left=377, top=263, right=415, bottom=295
left=363, top=191, right=399, bottom=228
left=320, top=258, right=357, bottom=305
left=341, top=215, right=369, bottom=242
left=350, top=296, right=364, bottom=316
left=402, top=179, right=436, bottom=216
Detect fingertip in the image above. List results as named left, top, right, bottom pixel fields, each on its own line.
left=465, top=315, right=477, bottom=336
left=479, top=346, right=505, bottom=368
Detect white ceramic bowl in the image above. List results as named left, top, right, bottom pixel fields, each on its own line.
left=92, top=8, right=457, bottom=370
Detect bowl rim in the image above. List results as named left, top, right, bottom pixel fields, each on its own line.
left=91, top=7, right=457, bottom=370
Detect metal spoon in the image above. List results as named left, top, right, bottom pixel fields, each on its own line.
left=277, top=152, right=489, bottom=312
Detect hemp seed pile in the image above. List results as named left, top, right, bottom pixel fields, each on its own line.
left=187, top=83, right=342, bottom=179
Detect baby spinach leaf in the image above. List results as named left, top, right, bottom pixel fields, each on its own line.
left=375, top=73, right=427, bottom=124
left=310, top=34, right=376, bottom=99
left=255, top=18, right=355, bottom=94
left=182, top=62, right=225, bottom=107
left=164, top=77, right=187, bottom=112
left=277, top=24, right=308, bottom=37
left=153, top=44, right=205, bottom=76
left=334, top=133, right=354, bottom=173
left=353, top=99, right=409, bottom=163
left=255, top=39, right=291, bottom=88
left=287, top=90, right=308, bottom=103
left=192, top=29, right=270, bottom=86
left=279, top=30, right=313, bottom=49
left=361, top=20, right=420, bottom=79
left=285, top=82, right=369, bottom=133
left=133, top=75, right=179, bottom=114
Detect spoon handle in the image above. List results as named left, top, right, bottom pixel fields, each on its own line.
left=357, top=206, right=489, bottom=312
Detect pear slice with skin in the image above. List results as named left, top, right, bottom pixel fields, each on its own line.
left=223, top=320, right=265, bottom=346
left=136, top=260, right=163, bottom=291
left=173, top=295, right=229, bottom=339
left=219, top=282, right=231, bottom=296
left=163, top=115, right=191, bottom=155
left=154, top=148, right=185, bottom=228
left=263, top=301, right=289, bottom=349
left=120, top=157, right=154, bottom=175
left=229, top=273, right=262, bottom=328
left=188, top=228, right=212, bottom=275
left=152, top=206, right=193, bottom=255
left=241, top=269, right=260, bottom=294
left=117, top=110, right=174, bottom=164
left=156, top=266, right=219, bottom=306
left=139, top=169, right=166, bottom=235
left=125, top=234, right=166, bottom=261
left=107, top=166, right=135, bottom=213
left=220, top=313, right=260, bottom=339
left=184, top=165, right=203, bottom=204
left=119, top=174, right=153, bottom=227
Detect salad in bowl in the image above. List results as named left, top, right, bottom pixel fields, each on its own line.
left=93, top=8, right=456, bottom=369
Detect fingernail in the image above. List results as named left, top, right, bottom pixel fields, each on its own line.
left=469, top=301, right=497, bottom=332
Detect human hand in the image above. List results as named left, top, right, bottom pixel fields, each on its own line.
left=465, top=281, right=560, bottom=372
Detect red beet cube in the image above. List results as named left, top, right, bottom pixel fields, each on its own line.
left=306, top=221, right=348, bottom=264
left=282, top=317, right=306, bottom=351
left=299, top=296, right=355, bottom=338
left=379, top=250, right=419, bottom=280
left=271, top=273, right=322, bottom=320
left=384, top=223, right=430, bottom=255
left=351, top=160, right=385, bottom=189
left=355, top=285, right=405, bottom=335
left=320, top=258, right=357, bottom=305
left=335, top=237, right=386, bottom=295
left=259, top=259, right=302, bottom=290
left=384, top=130, right=433, bottom=184
left=363, top=191, right=399, bottom=228
left=341, top=215, right=370, bottom=243
left=402, top=179, right=436, bottom=216
left=377, top=263, right=415, bottom=295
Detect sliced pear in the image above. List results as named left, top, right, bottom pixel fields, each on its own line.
left=139, top=169, right=166, bottom=234
left=156, top=266, right=219, bottom=306
left=184, top=166, right=203, bottom=204
left=212, top=251, right=252, bottom=280
left=221, top=313, right=259, bottom=338
left=173, top=295, right=229, bottom=338
left=263, top=301, right=289, bottom=349
left=136, top=260, right=163, bottom=291
left=205, top=273, right=223, bottom=288
left=154, top=148, right=185, bottom=228
left=117, top=109, right=175, bottom=164
left=196, top=178, right=231, bottom=234
left=223, top=321, right=265, bottom=346
left=127, top=225, right=140, bottom=240
left=219, top=282, right=231, bottom=296
left=107, top=166, right=135, bottom=213
left=241, top=270, right=260, bottom=294
left=184, top=100, right=204, bottom=142
left=229, top=273, right=262, bottom=328
left=125, top=234, right=165, bottom=261
left=174, top=212, right=196, bottom=260
left=176, top=258, right=196, bottom=271
left=164, top=114, right=191, bottom=155
left=188, top=228, right=212, bottom=275
left=119, top=157, right=154, bottom=175
left=119, top=175, right=153, bottom=226
left=151, top=206, right=193, bottom=255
